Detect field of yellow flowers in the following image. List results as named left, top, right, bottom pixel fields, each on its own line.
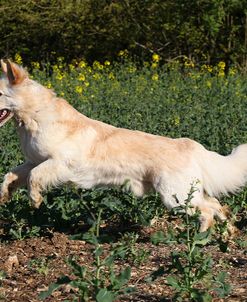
left=0, top=54, right=246, bottom=301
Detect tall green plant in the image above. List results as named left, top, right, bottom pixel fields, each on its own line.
left=39, top=209, right=134, bottom=302
left=150, top=187, right=231, bottom=301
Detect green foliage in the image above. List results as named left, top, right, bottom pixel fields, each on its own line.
left=149, top=187, right=231, bottom=301
left=28, top=257, right=51, bottom=276
left=0, top=0, right=246, bottom=66
left=0, top=270, right=6, bottom=285
left=39, top=210, right=134, bottom=301
left=213, top=271, right=232, bottom=298
left=114, top=232, right=150, bottom=266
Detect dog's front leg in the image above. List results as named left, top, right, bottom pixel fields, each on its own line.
left=28, top=159, right=69, bottom=208
left=0, top=162, right=35, bottom=204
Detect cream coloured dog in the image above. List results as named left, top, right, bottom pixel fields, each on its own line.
left=0, top=60, right=245, bottom=233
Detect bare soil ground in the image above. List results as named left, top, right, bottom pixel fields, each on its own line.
left=0, top=221, right=246, bottom=302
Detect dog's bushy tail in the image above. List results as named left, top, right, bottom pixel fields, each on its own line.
left=197, top=144, right=247, bottom=197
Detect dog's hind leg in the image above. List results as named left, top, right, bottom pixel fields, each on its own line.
left=202, top=196, right=239, bottom=236
left=196, top=206, right=215, bottom=232
left=154, top=175, right=224, bottom=233
left=0, top=161, right=35, bottom=204
left=28, top=159, right=71, bottom=208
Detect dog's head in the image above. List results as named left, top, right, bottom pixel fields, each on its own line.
left=0, top=59, right=54, bottom=128
left=0, top=59, right=29, bottom=127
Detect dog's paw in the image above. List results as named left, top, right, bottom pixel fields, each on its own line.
left=0, top=192, right=9, bottom=204
left=30, top=193, right=43, bottom=209
left=227, top=224, right=240, bottom=238
left=32, top=201, right=42, bottom=209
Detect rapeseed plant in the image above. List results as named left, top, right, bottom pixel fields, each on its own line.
left=14, top=53, right=23, bottom=65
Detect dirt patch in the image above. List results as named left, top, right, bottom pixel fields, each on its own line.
left=0, top=224, right=246, bottom=302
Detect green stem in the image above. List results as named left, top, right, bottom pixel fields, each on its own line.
left=96, top=208, right=103, bottom=237
left=95, top=208, right=103, bottom=287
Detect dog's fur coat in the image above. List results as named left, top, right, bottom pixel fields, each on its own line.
left=0, top=60, right=246, bottom=233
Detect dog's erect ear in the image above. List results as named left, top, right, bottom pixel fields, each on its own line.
left=0, top=59, right=7, bottom=74
left=1, top=59, right=28, bottom=85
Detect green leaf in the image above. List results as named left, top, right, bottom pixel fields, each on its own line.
left=166, top=276, right=181, bottom=290
left=95, top=246, right=103, bottom=257
left=115, top=266, right=131, bottom=286
left=96, top=288, right=115, bottom=302
left=110, top=266, right=131, bottom=290
left=150, top=231, right=166, bottom=245
left=82, top=232, right=98, bottom=245
left=193, top=230, right=211, bottom=246
left=191, top=289, right=212, bottom=302
left=39, top=276, right=71, bottom=300
left=103, top=254, right=115, bottom=266
left=214, top=271, right=232, bottom=297
left=67, top=258, right=86, bottom=278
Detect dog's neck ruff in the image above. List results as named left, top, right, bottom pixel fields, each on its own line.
left=15, top=116, right=24, bottom=128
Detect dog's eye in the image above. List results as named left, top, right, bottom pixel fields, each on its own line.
left=0, top=92, right=2, bottom=96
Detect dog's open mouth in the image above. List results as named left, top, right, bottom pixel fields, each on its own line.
left=0, top=109, right=13, bottom=126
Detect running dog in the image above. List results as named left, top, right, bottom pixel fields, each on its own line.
left=0, top=60, right=245, bottom=234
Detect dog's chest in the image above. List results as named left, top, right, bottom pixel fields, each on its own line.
left=18, top=128, right=51, bottom=163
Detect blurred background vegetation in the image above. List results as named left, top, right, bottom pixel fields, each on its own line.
left=0, top=0, right=246, bottom=68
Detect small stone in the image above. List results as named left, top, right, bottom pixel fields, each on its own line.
left=4, top=255, right=19, bottom=273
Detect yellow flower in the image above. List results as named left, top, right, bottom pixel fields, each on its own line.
left=152, top=53, right=160, bottom=63
left=184, top=60, right=194, bottom=68
left=84, top=81, right=90, bottom=87
left=56, top=72, right=64, bottom=81
left=218, top=70, right=225, bottom=77
left=151, top=62, right=158, bottom=69
left=201, top=64, right=213, bottom=73
left=57, top=56, right=64, bottom=62
left=206, top=80, right=212, bottom=88
left=78, top=60, right=87, bottom=68
left=229, top=67, right=236, bottom=76
left=31, top=61, right=40, bottom=69
left=93, top=73, right=101, bottom=80
left=128, top=66, right=136, bottom=73
left=174, top=116, right=180, bottom=126
left=104, top=60, right=111, bottom=66
left=69, top=64, right=75, bottom=71
left=46, top=82, right=52, bottom=89
left=108, top=72, right=115, bottom=80
left=152, top=74, right=159, bottom=81
left=118, top=50, right=124, bottom=56
left=93, top=61, right=104, bottom=70
left=78, top=73, right=86, bottom=81
left=218, top=61, right=226, bottom=70
left=53, top=65, right=59, bottom=72
left=75, top=86, right=83, bottom=94
left=118, top=50, right=128, bottom=57
left=207, top=65, right=213, bottom=73
left=14, top=53, right=22, bottom=65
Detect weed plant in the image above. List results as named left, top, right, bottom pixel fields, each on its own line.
left=39, top=209, right=135, bottom=302
left=150, top=187, right=231, bottom=301
left=112, top=232, right=150, bottom=266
